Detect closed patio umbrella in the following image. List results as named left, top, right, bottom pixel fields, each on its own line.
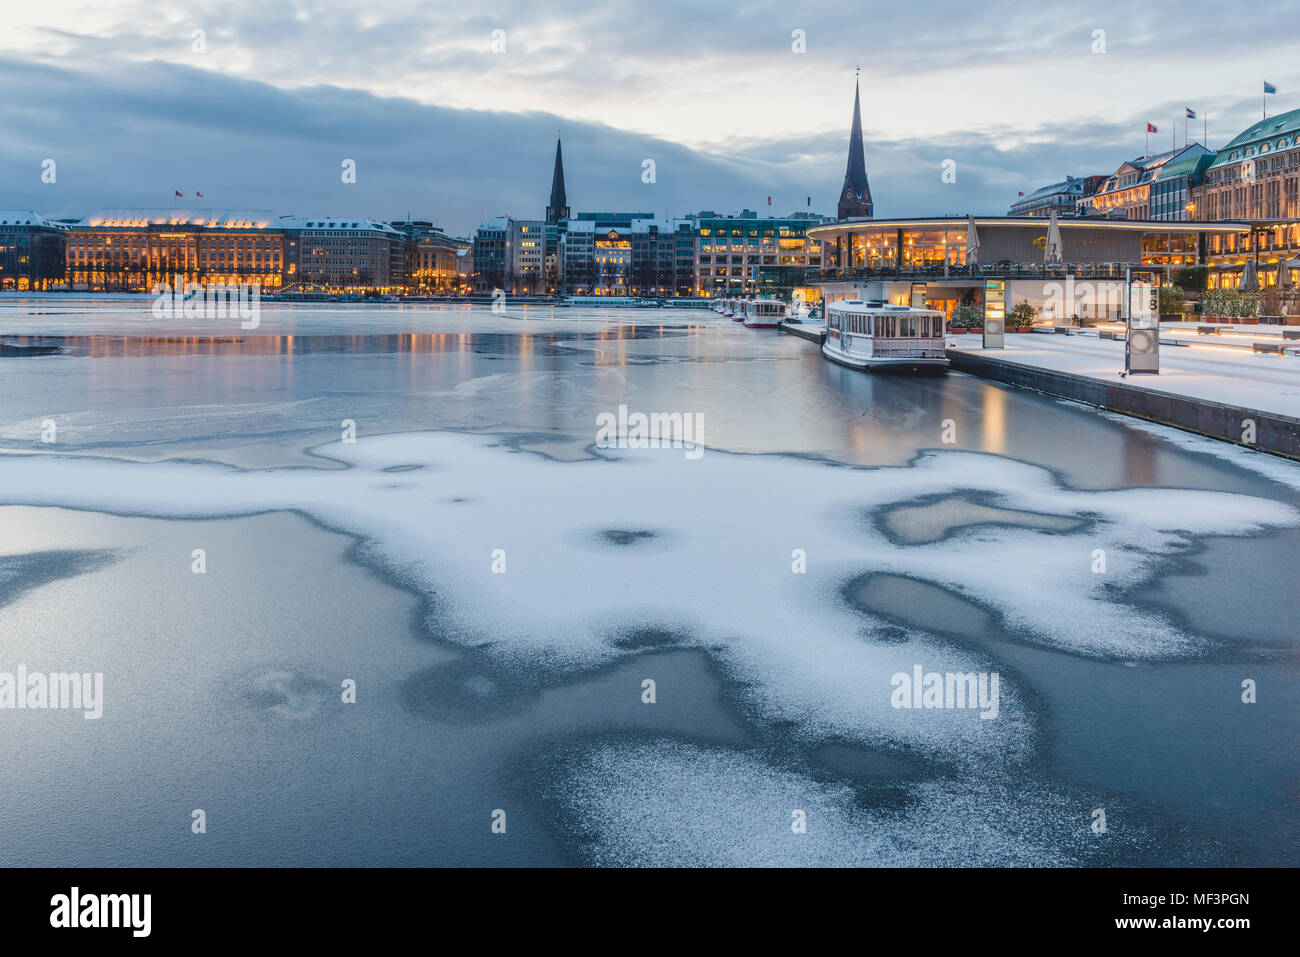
left=965, top=214, right=980, bottom=268
left=1239, top=258, right=1259, bottom=292
left=1044, top=208, right=1064, bottom=264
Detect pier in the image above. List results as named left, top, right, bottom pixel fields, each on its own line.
left=945, top=332, right=1300, bottom=460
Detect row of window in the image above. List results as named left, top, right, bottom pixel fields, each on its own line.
left=830, top=312, right=944, bottom=338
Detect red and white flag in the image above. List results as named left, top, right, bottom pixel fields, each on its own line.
left=1145, top=123, right=1158, bottom=133
left=196, top=191, right=204, bottom=198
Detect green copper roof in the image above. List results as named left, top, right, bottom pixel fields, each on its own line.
left=1155, top=151, right=1214, bottom=179
left=1210, top=107, right=1300, bottom=168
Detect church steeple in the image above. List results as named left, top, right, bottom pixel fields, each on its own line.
left=837, top=71, right=873, bottom=220
left=546, top=133, right=569, bottom=223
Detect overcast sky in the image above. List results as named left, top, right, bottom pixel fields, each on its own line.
left=2, top=0, right=1298, bottom=234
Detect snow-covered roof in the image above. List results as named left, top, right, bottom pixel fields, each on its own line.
left=81, top=209, right=277, bottom=229
left=0, top=210, right=62, bottom=228
left=278, top=216, right=403, bottom=236
left=629, top=217, right=691, bottom=233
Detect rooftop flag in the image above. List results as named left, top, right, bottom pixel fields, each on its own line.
left=175, top=190, right=183, bottom=197
left=196, top=191, right=204, bottom=198
left=1264, top=81, right=1277, bottom=94
left=1185, top=108, right=1196, bottom=119
left=1146, top=123, right=1158, bottom=133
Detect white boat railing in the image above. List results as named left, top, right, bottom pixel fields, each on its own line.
left=870, top=338, right=947, bottom=358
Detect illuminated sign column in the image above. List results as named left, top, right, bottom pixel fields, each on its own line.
left=983, top=280, right=1005, bottom=348
left=1126, top=271, right=1160, bottom=374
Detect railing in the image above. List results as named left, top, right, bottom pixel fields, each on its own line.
left=866, top=337, right=947, bottom=358
left=813, top=263, right=1136, bottom=281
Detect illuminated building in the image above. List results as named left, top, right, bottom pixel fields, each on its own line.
left=1195, top=108, right=1300, bottom=293
left=389, top=220, right=472, bottom=294
left=810, top=216, right=1246, bottom=321
left=1079, top=145, right=1214, bottom=220
left=0, top=210, right=67, bottom=291
left=65, top=209, right=282, bottom=292
left=279, top=216, right=404, bottom=293
left=694, top=210, right=826, bottom=298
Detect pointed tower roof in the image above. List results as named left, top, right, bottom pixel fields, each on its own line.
left=546, top=133, right=569, bottom=223
left=837, top=72, right=874, bottom=220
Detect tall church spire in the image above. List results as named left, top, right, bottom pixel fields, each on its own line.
left=837, top=71, right=873, bottom=220
left=546, top=132, right=569, bottom=223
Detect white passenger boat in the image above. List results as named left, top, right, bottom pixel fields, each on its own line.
left=823, top=300, right=948, bottom=373
left=729, top=298, right=748, bottom=322
left=742, top=299, right=785, bottom=328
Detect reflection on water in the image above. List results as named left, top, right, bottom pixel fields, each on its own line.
left=2, top=301, right=1300, bottom=866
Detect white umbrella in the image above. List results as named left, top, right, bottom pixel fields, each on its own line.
left=1044, top=208, right=1064, bottom=264
left=965, top=214, right=980, bottom=268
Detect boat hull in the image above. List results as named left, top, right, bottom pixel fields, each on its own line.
left=822, top=341, right=949, bottom=374
left=742, top=319, right=780, bottom=328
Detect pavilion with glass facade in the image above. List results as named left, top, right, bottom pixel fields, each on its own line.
left=806, top=216, right=1249, bottom=321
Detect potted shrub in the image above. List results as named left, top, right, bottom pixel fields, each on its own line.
left=1008, top=301, right=1037, bottom=332
left=1158, top=284, right=1185, bottom=322
left=1203, top=289, right=1260, bottom=324
left=948, top=303, right=983, bottom=334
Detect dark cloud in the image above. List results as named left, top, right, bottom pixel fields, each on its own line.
left=0, top=23, right=1293, bottom=236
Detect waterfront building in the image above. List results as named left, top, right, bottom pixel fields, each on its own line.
left=472, top=217, right=510, bottom=292
left=0, top=210, right=67, bottom=290
left=558, top=215, right=641, bottom=296
left=631, top=217, right=696, bottom=297
left=1008, top=175, right=1106, bottom=217
left=809, top=216, right=1247, bottom=321
left=1079, top=145, right=1214, bottom=220
left=1147, top=151, right=1215, bottom=222
left=1195, top=107, right=1300, bottom=293
left=389, top=220, right=472, bottom=294
left=694, top=210, right=827, bottom=298
left=510, top=220, right=547, bottom=294
left=278, top=216, right=404, bottom=293
left=64, top=209, right=281, bottom=292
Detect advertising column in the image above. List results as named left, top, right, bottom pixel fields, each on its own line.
left=983, top=280, right=1005, bottom=348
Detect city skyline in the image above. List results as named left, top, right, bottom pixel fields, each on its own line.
left=2, top=1, right=1298, bottom=233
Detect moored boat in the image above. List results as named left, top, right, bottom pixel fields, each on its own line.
left=822, top=300, right=948, bottom=373
left=742, top=299, right=785, bottom=328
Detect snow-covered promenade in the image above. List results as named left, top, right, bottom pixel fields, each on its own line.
left=945, top=328, right=1300, bottom=458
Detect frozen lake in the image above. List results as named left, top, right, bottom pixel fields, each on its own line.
left=1, top=296, right=1297, bottom=866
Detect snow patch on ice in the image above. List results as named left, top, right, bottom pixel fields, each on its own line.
left=1, top=432, right=1295, bottom=765
left=550, top=739, right=1125, bottom=867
